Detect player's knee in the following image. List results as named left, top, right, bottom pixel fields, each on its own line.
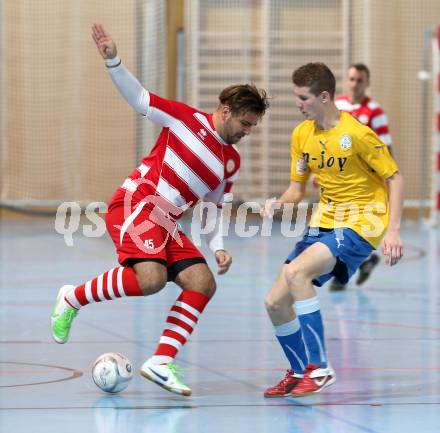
left=204, top=278, right=217, bottom=298
left=188, top=276, right=217, bottom=299
left=265, top=294, right=282, bottom=314
left=176, top=264, right=217, bottom=298
left=284, top=265, right=307, bottom=290
left=134, top=271, right=167, bottom=296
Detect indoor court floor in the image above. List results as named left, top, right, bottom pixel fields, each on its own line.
left=1, top=215, right=439, bottom=433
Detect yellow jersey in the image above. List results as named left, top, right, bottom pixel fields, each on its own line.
left=290, top=112, right=398, bottom=248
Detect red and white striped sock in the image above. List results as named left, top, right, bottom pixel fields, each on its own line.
left=150, top=290, right=210, bottom=365
left=65, top=267, right=142, bottom=310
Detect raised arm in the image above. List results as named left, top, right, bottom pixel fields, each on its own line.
left=91, top=23, right=117, bottom=60
left=91, top=23, right=149, bottom=115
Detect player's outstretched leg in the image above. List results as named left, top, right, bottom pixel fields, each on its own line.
left=51, top=266, right=145, bottom=343
left=51, top=285, right=78, bottom=343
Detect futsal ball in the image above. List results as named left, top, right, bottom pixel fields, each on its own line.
left=92, top=352, right=133, bottom=393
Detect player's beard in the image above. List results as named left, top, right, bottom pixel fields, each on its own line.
left=224, top=123, right=244, bottom=144
left=232, top=133, right=245, bottom=143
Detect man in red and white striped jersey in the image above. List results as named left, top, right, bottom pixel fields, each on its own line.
left=330, top=63, right=393, bottom=290
left=335, top=63, right=393, bottom=152
left=51, top=23, right=269, bottom=396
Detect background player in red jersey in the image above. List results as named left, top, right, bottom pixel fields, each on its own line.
left=329, top=63, right=394, bottom=291
left=51, top=23, right=269, bottom=396
left=336, top=64, right=393, bottom=153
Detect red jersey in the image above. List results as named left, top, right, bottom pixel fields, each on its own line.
left=118, top=92, right=240, bottom=219
left=335, top=95, right=392, bottom=146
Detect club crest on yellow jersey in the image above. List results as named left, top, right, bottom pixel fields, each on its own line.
left=339, top=134, right=352, bottom=150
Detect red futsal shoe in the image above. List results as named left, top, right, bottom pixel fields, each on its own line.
left=289, top=364, right=336, bottom=397
left=264, top=370, right=303, bottom=398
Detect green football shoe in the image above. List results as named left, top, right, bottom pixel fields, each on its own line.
left=140, top=359, right=192, bottom=396
left=51, top=285, right=78, bottom=344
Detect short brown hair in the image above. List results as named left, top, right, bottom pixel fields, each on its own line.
left=292, top=63, right=336, bottom=99
left=349, top=63, right=370, bottom=79
left=218, top=84, right=269, bottom=116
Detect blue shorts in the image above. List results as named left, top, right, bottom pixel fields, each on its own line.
left=285, top=227, right=374, bottom=287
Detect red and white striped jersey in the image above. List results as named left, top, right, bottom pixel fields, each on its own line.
left=119, top=92, right=240, bottom=219
left=335, top=95, right=392, bottom=146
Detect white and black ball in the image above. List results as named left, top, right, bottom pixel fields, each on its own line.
left=92, top=352, right=133, bottom=393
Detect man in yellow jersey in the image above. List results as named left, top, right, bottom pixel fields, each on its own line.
left=261, top=63, right=404, bottom=398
